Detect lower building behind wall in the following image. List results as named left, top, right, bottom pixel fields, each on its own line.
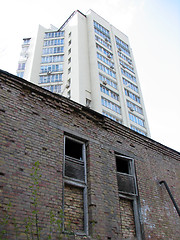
left=0, top=69, right=180, bottom=240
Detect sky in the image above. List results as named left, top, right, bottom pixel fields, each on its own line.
left=0, top=0, right=180, bottom=152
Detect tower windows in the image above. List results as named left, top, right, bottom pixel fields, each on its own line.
left=96, top=43, right=113, bottom=59
left=23, top=38, right=31, bottom=45
left=129, top=113, right=144, bottom=127
left=121, top=69, right=136, bottom=83
left=125, top=89, right=140, bottom=103
left=127, top=100, right=143, bottom=115
left=98, top=62, right=116, bottom=79
left=94, top=21, right=111, bottom=42
left=43, top=38, right=64, bottom=46
left=99, top=74, right=117, bottom=89
left=123, top=78, right=138, bottom=93
left=101, top=97, right=121, bottom=114
left=44, top=31, right=64, bottom=38
left=131, top=125, right=146, bottom=136
left=18, top=62, right=25, bottom=70
left=68, top=67, right=71, bottom=74
left=86, top=98, right=91, bottom=108
left=100, top=85, right=119, bottom=101
left=68, top=57, right=71, bottom=64
left=40, top=64, right=63, bottom=73
left=39, top=73, right=62, bottom=83
left=68, top=48, right=71, bottom=55
left=17, top=72, right=24, bottom=78
left=95, top=35, right=112, bottom=50
left=42, top=47, right=64, bottom=55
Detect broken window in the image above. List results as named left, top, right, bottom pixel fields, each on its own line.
left=65, top=138, right=83, bottom=160
left=63, top=136, right=88, bottom=235
left=64, top=137, right=85, bottom=182
left=116, top=157, right=129, bottom=174
left=116, top=154, right=142, bottom=239
left=116, top=155, right=137, bottom=195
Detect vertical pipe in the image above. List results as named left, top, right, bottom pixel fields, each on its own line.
left=159, top=180, right=180, bottom=217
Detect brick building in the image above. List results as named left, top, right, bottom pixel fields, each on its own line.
left=0, top=69, right=180, bottom=239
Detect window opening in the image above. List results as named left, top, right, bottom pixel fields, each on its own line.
left=65, top=138, right=84, bottom=181
left=63, top=136, right=88, bottom=235
left=65, top=138, right=83, bottom=160
left=116, top=155, right=136, bottom=195
left=86, top=98, right=91, bottom=108
left=116, top=157, right=129, bottom=174
left=115, top=154, right=142, bottom=239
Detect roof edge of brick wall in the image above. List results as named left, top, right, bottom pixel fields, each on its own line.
left=0, top=69, right=180, bottom=160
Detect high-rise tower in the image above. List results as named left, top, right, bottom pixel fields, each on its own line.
left=16, top=9, right=150, bottom=136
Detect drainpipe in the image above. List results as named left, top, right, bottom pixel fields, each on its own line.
left=159, top=180, right=180, bottom=217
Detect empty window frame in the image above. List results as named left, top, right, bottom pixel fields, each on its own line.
left=63, top=136, right=88, bottom=235
left=115, top=154, right=142, bottom=239
left=64, top=137, right=85, bottom=182
left=116, top=155, right=137, bottom=195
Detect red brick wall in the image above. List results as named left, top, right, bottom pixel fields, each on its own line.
left=0, top=70, right=180, bottom=239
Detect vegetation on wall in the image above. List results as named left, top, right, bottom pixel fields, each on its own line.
left=0, top=161, right=73, bottom=240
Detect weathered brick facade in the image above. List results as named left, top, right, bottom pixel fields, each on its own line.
left=119, top=198, right=136, bottom=239
left=64, top=184, right=84, bottom=232
left=0, top=70, right=180, bottom=240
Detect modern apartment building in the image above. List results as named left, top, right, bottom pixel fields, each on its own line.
left=16, top=9, right=150, bottom=137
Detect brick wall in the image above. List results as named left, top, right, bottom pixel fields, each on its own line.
left=64, top=184, right=84, bottom=232
left=0, top=70, right=180, bottom=240
left=119, top=198, right=136, bottom=239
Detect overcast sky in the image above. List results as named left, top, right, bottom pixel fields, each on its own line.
left=0, top=0, right=180, bottom=152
